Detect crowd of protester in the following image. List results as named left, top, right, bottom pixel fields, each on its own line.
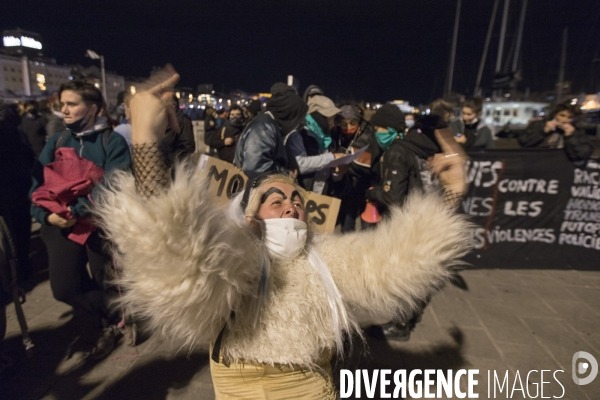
left=0, top=76, right=597, bottom=370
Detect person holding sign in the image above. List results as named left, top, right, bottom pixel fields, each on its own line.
left=518, top=101, right=594, bottom=162
left=95, top=69, right=472, bottom=400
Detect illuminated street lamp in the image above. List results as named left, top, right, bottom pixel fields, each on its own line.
left=86, top=49, right=107, bottom=101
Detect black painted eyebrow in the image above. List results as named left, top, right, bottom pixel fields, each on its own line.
left=291, top=190, right=303, bottom=203
left=261, top=187, right=287, bottom=204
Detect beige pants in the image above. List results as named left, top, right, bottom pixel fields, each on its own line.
left=210, top=346, right=336, bottom=400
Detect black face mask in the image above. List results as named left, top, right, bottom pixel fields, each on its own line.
left=230, top=116, right=244, bottom=126
left=65, top=107, right=94, bottom=133
left=65, top=117, right=89, bottom=133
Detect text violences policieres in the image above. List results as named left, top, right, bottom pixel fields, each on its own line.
left=340, top=369, right=565, bottom=399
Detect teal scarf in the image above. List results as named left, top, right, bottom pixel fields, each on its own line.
left=305, top=114, right=332, bottom=151
left=375, top=127, right=401, bottom=150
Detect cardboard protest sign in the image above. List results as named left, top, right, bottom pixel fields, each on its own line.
left=197, top=155, right=340, bottom=233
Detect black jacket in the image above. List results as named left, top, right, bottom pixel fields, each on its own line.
left=518, top=119, right=594, bottom=162
left=165, top=109, right=196, bottom=163
left=449, top=118, right=494, bottom=149
left=233, top=112, right=289, bottom=178
left=0, top=105, right=35, bottom=206
left=204, top=114, right=217, bottom=147
left=210, top=120, right=244, bottom=164
left=20, top=112, right=48, bottom=157
left=368, top=116, right=443, bottom=210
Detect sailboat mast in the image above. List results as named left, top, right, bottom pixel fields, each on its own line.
left=556, top=27, right=568, bottom=104
left=512, top=0, right=528, bottom=73
left=474, top=0, right=500, bottom=96
left=446, top=0, right=462, bottom=96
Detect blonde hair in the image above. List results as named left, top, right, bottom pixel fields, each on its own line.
left=244, top=174, right=308, bottom=219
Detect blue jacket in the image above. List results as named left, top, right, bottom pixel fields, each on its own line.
left=30, top=121, right=132, bottom=224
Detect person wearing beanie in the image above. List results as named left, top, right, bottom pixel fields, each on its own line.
left=357, top=103, right=407, bottom=212
left=366, top=101, right=455, bottom=342
left=234, top=90, right=308, bottom=178
left=367, top=104, right=446, bottom=211
left=284, top=95, right=345, bottom=193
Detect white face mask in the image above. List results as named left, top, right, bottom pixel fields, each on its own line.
left=260, top=218, right=308, bottom=261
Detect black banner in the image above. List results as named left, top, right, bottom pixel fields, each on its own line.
left=463, top=149, right=600, bottom=270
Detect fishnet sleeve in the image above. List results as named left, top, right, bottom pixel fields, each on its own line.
left=442, top=189, right=463, bottom=210
left=130, top=142, right=171, bottom=198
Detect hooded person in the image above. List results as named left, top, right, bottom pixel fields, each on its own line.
left=270, top=82, right=298, bottom=96
left=284, top=95, right=344, bottom=193
left=94, top=72, right=473, bottom=400
left=332, top=105, right=365, bottom=152
left=234, top=90, right=308, bottom=178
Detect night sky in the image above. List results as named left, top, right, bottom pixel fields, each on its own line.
left=4, top=0, right=600, bottom=104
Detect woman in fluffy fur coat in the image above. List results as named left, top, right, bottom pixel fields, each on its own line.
left=95, top=71, right=472, bottom=400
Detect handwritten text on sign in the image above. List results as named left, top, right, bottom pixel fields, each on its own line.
left=197, top=155, right=340, bottom=233
left=463, top=150, right=599, bottom=270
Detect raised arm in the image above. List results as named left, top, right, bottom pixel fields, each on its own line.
left=317, top=192, right=472, bottom=325
left=95, top=70, right=265, bottom=345
left=320, top=129, right=471, bottom=325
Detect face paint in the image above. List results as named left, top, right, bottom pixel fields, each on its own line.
left=290, top=190, right=303, bottom=204
left=261, top=187, right=287, bottom=204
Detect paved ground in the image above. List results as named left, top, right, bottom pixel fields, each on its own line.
left=2, top=245, right=599, bottom=399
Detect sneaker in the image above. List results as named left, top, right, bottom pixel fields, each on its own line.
left=381, top=322, right=412, bottom=342
left=91, top=325, right=122, bottom=360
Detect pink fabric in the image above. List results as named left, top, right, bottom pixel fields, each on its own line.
left=32, top=147, right=105, bottom=245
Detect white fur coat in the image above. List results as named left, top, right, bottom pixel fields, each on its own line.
left=95, top=168, right=472, bottom=367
